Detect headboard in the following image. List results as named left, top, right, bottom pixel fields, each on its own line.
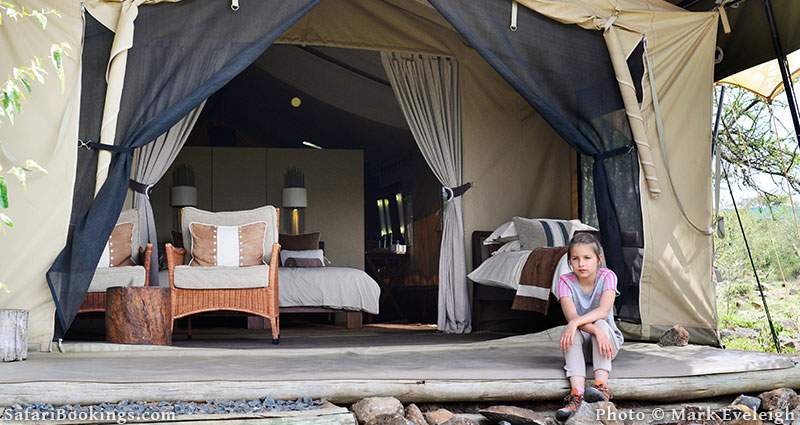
left=471, top=231, right=495, bottom=270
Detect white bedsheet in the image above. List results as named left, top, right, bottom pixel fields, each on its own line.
left=279, top=267, right=381, bottom=314
left=158, top=267, right=381, bottom=314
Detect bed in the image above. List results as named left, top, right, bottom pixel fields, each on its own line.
left=278, top=266, right=381, bottom=328
left=468, top=230, right=570, bottom=332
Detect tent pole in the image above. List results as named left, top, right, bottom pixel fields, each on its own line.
left=716, top=88, right=782, bottom=353
left=763, top=0, right=800, bottom=146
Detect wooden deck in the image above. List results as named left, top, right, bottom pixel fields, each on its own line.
left=3, top=324, right=799, bottom=406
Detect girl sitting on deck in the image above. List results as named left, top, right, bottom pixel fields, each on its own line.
left=554, top=232, right=625, bottom=422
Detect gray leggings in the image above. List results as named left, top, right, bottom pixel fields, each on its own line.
left=563, top=320, right=620, bottom=378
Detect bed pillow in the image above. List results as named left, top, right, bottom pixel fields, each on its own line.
left=281, top=249, right=326, bottom=267
left=468, top=250, right=530, bottom=290
left=513, top=217, right=598, bottom=250
left=284, top=257, right=324, bottom=267
left=189, top=222, right=267, bottom=267
left=279, top=232, right=321, bottom=251
left=483, top=221, right=518, bottom=245
left=97, top=222, right=136, bottom=268
left=491, top=240, right=522, bottom=256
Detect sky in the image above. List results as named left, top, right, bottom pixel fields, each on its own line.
left=715, top=80, right=799, bottom=208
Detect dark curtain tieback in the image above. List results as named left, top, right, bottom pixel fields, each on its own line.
left=128, top=179, right=153, bottom=197
left=443, top=182, right=472, bottom=202
left=85, top=141, right=136, bottom=154
left=594, top=144, right=635, bottom=161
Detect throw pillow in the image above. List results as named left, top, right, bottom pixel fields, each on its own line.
left=514, top=217, right=586, bottom=250
left=189, top=221, right=267, bottom=267
left=284, top=257, right=324, bottom=267
left=279, top=232, right=321, bottom=251
left=280, top=249, right=325, bottom=267
left=97, top=222, right=135, bottom=268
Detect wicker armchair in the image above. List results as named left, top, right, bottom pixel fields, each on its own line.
left=165, top=206, right=281, bottom=344
left=80, top=209, right=153, bottom=313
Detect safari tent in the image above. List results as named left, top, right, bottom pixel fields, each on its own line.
left=3, top=0, right=789, bottom=351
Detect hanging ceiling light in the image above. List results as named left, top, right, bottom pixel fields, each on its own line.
left=302, top=141, right=323, bottom=149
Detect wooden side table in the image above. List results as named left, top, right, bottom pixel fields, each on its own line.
left=105, top=286, right=172, bottom=345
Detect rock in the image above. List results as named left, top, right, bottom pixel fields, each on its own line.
left=352, top=397, right=404, bottom=424
left=786, top=406, right=800, bottom=425
left=405, top=404, right=427, bottom=425
left=366, top=414, right=413, bottom=425
left=713, top=405, right=762, bottom=425
left=732, top=395, right=762, bottom=413
left=758, top=388, right=800, bottom=412
left=659, top=325, right=690, bottom=347
left=732, top=327, right=760, bottom=339
left=424, top=408, right=455, bottom=425
left=565, top=401, right=621, bottom=425
left=442, top=417, right=479, bottom=425
left=478, top=405, right=549, bottom=425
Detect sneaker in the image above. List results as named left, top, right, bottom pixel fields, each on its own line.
left=584, top=381, right=611, bottom=402
left=555, top=389, right=584, bottom=422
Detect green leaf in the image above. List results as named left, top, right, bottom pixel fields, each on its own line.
left=0, top=175, right=7, bottom=208
left=0, top=213, right=13, bottom=229
left=23, top=159, right=47, bottom=174
left=32, top=10, right=46, bottom=29
left=7, top=166, right=25, bottom=187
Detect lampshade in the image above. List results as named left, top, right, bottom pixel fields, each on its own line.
left=170, top=186, right=197, bottom=207
left=282, top=187, right=308, bottom=208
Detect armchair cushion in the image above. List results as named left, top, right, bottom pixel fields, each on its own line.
left=88, top=266, right=146, bottom=292
left=188, top=222, right=267, bottom=267
left=181, top=206, right=278, bottom=265
left=173, top=265, right=269, bottom=289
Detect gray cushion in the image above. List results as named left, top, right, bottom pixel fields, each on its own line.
left=181, top=206, right=278, bottom=265
left=88, top=266, right=146, bottom=293
left=173, top=265, right=269, bottom=289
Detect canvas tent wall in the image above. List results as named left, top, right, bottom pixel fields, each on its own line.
left=1, top=0, right=719, bottom=349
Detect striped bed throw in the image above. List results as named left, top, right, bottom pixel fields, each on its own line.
left=512, top=246, right=569, bottom=314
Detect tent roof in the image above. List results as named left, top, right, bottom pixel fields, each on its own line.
left=669, top=0, right=800, bottom=80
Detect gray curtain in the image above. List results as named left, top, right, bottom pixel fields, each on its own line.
left=131, top=102, right=205, bottom=285
left=380, top=52, right=470, bottom=333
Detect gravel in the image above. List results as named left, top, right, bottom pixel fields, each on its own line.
left=2, top=396, right=325, bottom=417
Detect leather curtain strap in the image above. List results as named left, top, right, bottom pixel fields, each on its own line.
left=86, top=141, right=135, bottom=154
left=128, top=179, right=152, bottom=197
left=595, top=144, right=634, bottom=161
left=443, top=182, right=472, bottom=201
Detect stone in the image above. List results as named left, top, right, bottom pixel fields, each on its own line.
left=712, top=405, right=762, bottom=425
left=658, top=325, right=690, bottom=347
left=366, top=414, right=413, bottom=425
left=442, top=417, right=479, bottom=425
left=565, top=401, right=622, bottom=425
left=478, top=405, right=549, bottom=425
left=424, top=408, right=455, bottom=425
left=405, top=404, right=427, bottom=425
left=732, top=395, right=762, bottom=413
left=352, top=398, right=405, bottom=424
left=758, top=388, right=800, bottom=412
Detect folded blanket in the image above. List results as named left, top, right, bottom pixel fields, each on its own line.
left=512, top=246, right=569, bottom=314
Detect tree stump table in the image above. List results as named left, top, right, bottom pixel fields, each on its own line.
left=106, top=287, right=172, bottom=345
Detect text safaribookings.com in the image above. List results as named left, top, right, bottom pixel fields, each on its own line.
left=596, top=405, right=795, bottom=422
left=1, top=408, right=176, bottom=424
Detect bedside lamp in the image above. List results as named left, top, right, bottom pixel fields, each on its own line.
left=282, top=167, right=307, bottom=235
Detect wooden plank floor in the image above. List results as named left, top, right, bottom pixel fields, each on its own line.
left=4, top=325, right=798, bottom=406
